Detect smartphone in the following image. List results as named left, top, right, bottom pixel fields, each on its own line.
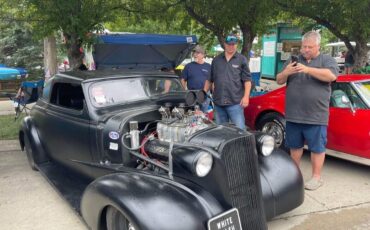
left=291, top=55, right=298, bottom=66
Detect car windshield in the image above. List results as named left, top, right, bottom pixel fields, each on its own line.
left=89, top=77, right=183, bottom=107
left=353, top=80, right=370, bottom=106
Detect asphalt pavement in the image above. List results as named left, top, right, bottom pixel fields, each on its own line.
left=0, top=139, right=369, bottom=230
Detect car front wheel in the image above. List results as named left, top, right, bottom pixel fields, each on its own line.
left=106, top=206, right=136, bottom=230
left=256, top=112, right=286, bottom=150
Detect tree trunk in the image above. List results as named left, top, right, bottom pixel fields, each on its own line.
left=352, top=40, right=370, bottom=70
left=239, top=24, right=256, bottom=62
left=64, top=33, right=84, bottom=70
left=43, top=36, right=58, bottom=79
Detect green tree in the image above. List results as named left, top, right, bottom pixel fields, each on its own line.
left=277, top=0, right=370, bottom=68
left=183, top=0, right=279, bottom=59
left=105, top=0, right=217, bottom=55
left=0, top=4, right=43, bottom=78
left=20, top=0, right=141, bottom=70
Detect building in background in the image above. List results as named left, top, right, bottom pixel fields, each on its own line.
left=260, top=24, right=302, bottom=80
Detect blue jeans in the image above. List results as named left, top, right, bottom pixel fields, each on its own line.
left=200, top=97, right=211, bottom=113
left=214, top=104, right=246, bottom=130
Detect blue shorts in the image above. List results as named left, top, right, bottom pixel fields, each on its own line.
left=285, top=121, right=327, bottom=153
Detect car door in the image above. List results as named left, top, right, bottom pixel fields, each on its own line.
left=328, top=83, right=370, bottom=158
left=38, top=82, right=92, bottom=170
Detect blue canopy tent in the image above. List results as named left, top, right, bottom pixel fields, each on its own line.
left=93, top=33, right=197, bottom=70
left=0, top=66, right=28, bottom=80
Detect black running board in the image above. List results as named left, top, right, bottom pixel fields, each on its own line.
left=37, top=162, right=91, bottom=214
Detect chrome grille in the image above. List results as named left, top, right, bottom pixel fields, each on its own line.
left=220, top=134, right=267, bottom=230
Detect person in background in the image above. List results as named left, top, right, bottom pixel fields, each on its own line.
left=344, top=50, right=354, bottom=74
left=203, top=34, right=251, bottom=130
left=340, top=51, right=346, bottom=58
left=181, top=45, right=211, bottom=113
left=160, top=67, right=175, bottom=93
left=276, top=31, right=339, bottom=190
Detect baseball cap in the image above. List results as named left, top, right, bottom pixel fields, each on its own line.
left=193, top=45, right=205, bottom=54
left=225, top=34, right=238, bottom=45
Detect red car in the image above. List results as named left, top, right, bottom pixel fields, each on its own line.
left=245, top=74, right=370, bottom=166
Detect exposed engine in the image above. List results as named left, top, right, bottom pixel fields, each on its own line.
left=123, top=90, right=215, bottom=170
left=156, top=104, right=213, bottom=143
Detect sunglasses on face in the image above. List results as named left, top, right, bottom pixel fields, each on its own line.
left=225, top=36, right=238, bottom=44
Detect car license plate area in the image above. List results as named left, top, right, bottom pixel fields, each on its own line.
left=208, top=208, right=242, bottom=230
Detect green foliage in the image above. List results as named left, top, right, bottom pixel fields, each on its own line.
left=353, top=66, right=370, bottom=74
left=182, top=0, right=280, bottom=57
left=0, top=17, right=44, bottom=78
left=20, top=0, right=128, bottom=69
left=105, top=0, right=216, bottom=55
left=277, top=0, right=370, bottom=67
left=0, top=114, right=25, bottom=140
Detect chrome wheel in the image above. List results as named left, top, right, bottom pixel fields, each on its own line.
left=257, top=112, right=286, bottom=150
left=261, top=121, right=284, bottom=148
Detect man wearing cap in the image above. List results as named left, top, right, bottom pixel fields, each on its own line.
left=181, top=45, right=211, bottom=113
left=204, top=34, right=252, bottom=130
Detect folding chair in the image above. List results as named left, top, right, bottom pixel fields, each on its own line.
left=13, top=79, right=44, bottom=120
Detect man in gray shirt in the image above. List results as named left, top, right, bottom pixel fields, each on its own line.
left=277, top=31, right=339, bottom=190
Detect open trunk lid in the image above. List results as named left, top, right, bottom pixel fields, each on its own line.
left=93, top=33, right=197, bottom=70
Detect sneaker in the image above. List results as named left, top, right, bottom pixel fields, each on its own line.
left=305, top=177, right=324, bottom=190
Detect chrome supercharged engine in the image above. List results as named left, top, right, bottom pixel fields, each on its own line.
left=156, top=105, right=213, bottom=143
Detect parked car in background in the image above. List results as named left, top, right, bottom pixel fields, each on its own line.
left=245, top=74, right=370, bottom=166
left=18, top=34, right=304, bottom=230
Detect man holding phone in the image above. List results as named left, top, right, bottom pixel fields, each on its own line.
left=291, top=55, right=298, bottom=66
left=276, top=31, right=339, bottom=190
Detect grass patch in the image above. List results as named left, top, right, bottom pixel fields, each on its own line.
left=0, top=114, right=25, bottom=140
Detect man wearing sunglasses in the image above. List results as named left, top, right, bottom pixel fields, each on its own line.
left=204, top=34, right=252, bottom=130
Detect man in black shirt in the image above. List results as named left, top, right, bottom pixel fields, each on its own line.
left=204, top=34, right=251, bottom=130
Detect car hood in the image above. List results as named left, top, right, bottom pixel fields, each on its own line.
left=93, top=33, right=197, bottom=70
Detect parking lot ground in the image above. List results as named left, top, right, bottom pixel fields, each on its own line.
left=269, top=152, right=370, bottom=230
left=0, top=139, right=369, bottom=230
left=0, top=140, right=86, bottom=230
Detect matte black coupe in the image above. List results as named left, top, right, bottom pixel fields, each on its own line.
left=19, top=34, right=304, bottom=230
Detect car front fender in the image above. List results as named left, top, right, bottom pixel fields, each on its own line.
left=81, top=172, right=224, bottom=230
left=19, top=116, right=48, bottom=164
left=259, top=148, right=304, bottom=219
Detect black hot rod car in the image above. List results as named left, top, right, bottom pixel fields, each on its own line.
left=19, top=70, right=303, bottom=230
left=19, top=34, right=303, bottom=230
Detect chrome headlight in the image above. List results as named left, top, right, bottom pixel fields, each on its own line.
left=194, top=151, right=213, bottom=177
left=257, top=134, right=275, bottom=156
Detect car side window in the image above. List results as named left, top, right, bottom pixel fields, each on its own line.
left=330, top=89, right=350, bottom=108
left=146, top=79, right=182, bottom=94
left=331, top=83, right=366, bottom=109
left=50, top=83, right=85, bottom=110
